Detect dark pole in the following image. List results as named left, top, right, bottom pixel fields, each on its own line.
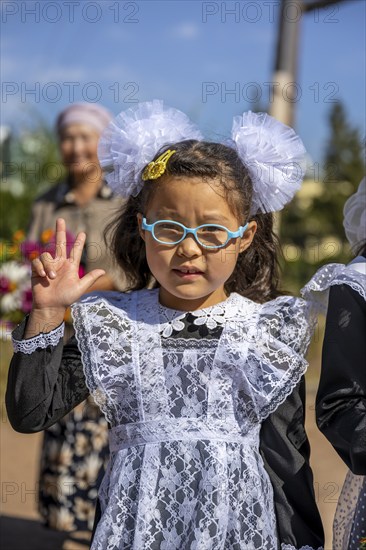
left=269, top=0, right=348, bottom=231
left=303, top=0, right=348, bottom=12
left=269, top=0, right=302, bottom=126
left=269, top=0, right=348, bottom=126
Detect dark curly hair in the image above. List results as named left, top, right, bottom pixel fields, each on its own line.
left=105, top=140, right=283, bottom=303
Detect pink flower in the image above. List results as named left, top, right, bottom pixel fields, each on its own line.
left=21, top=230, right=77, bottom=261
left=0, top=276, right=10, bottom=295
left=20, top=240, right=43, bottom=261
left=21, top=287, right=33, bottom=313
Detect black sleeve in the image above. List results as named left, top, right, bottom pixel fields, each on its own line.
left=316, top=284, right=366, bottom=475
left=260, top=378, right=324, bottom=549
left=5, top=319, right=89, bottom=433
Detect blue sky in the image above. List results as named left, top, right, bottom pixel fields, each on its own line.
left=1, top=0, right=365, bottom=166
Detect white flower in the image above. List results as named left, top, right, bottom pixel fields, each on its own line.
left=1, top=291, right=22, bottom=313
left=0, top=261, right=31, bottom=314
left=162, top=319, right=184, bottom=338
left=0, top=261, right=30, bottom=284
left=161, top=315, right=186, bottom=337
left=192, top=305, right=225, bottom=329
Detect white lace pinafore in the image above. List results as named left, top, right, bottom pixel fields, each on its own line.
left=71, top=289, right=311, bottom=550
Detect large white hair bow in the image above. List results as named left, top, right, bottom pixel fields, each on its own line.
left=98, top=100, right=307, bottom=214
left=231, top=111, right=307, bottom=214
left=98, top=100, right=203, bottom=198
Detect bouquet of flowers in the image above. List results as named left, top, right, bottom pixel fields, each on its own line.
left=0, top=230, right=30, bottom=339
left=0, top=229, right=85, bottom=339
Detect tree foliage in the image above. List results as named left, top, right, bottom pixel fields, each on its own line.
left=1, top=121, right=64, bottom=240
left=280, top=101, right=365, bottom=292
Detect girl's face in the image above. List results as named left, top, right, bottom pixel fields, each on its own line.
left=59, top=123, right=100, bottom=177
left=138, top=176, right=257, bottom=311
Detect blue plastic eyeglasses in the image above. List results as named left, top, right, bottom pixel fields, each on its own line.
left=142, top=218, right=248, bottom=249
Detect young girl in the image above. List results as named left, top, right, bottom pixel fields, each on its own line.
left=6, top=101, right=322, bottom=549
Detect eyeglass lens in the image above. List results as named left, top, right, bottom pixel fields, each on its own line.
left=153, top=222, right=229, bottom=247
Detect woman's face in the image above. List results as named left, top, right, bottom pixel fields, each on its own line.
left=59, top=123, right=100, bottom=177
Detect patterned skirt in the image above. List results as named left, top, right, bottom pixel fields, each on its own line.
left=38, top=397, right=109, bottom=533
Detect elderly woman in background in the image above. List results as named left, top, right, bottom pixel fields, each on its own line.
left=21, top=103, right=125, bottom=549
left=28, top=102, right=124, bottom=292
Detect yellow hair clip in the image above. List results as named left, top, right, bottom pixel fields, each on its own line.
left=142, top=149, right=176, bottom=181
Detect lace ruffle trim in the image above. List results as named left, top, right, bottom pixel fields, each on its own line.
left=259, top=354, right=308, bottom=422
left=301, top=263, right=366, bottom=313
left=281, top=545, right=323, bottom=550
left=12, top=322, right=64, bottom=354
left=71, top=301, right=112, bottom=423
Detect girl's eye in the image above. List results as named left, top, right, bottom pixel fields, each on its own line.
left=158, top=223, right=180, bottom=231
left=201, top=225, right=224, bottom=233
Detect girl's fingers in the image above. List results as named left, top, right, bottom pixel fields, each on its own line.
left=78, top=269, right=106, bottom=294
left=31, top=257, right=46, bottom=277
left=39, top=252, right=58, bottom=278
left=55, top=218, right=67, bottom=260
left=70, top=232, right=86, bottom=266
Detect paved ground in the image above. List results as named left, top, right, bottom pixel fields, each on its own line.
left=0, top=375, right=347, bottom=549
left=304, top=379, right=348, bottom=547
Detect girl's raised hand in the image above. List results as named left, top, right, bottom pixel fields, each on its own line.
left=30, top=218, right=106, bottom=311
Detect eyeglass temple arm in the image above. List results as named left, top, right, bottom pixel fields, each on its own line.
left=235, top=223, right=249, bottom=238
left=142, top=218, right=153, bottom=230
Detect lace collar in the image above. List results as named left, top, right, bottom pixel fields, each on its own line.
left=157, top=293, right=244, bottom=338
